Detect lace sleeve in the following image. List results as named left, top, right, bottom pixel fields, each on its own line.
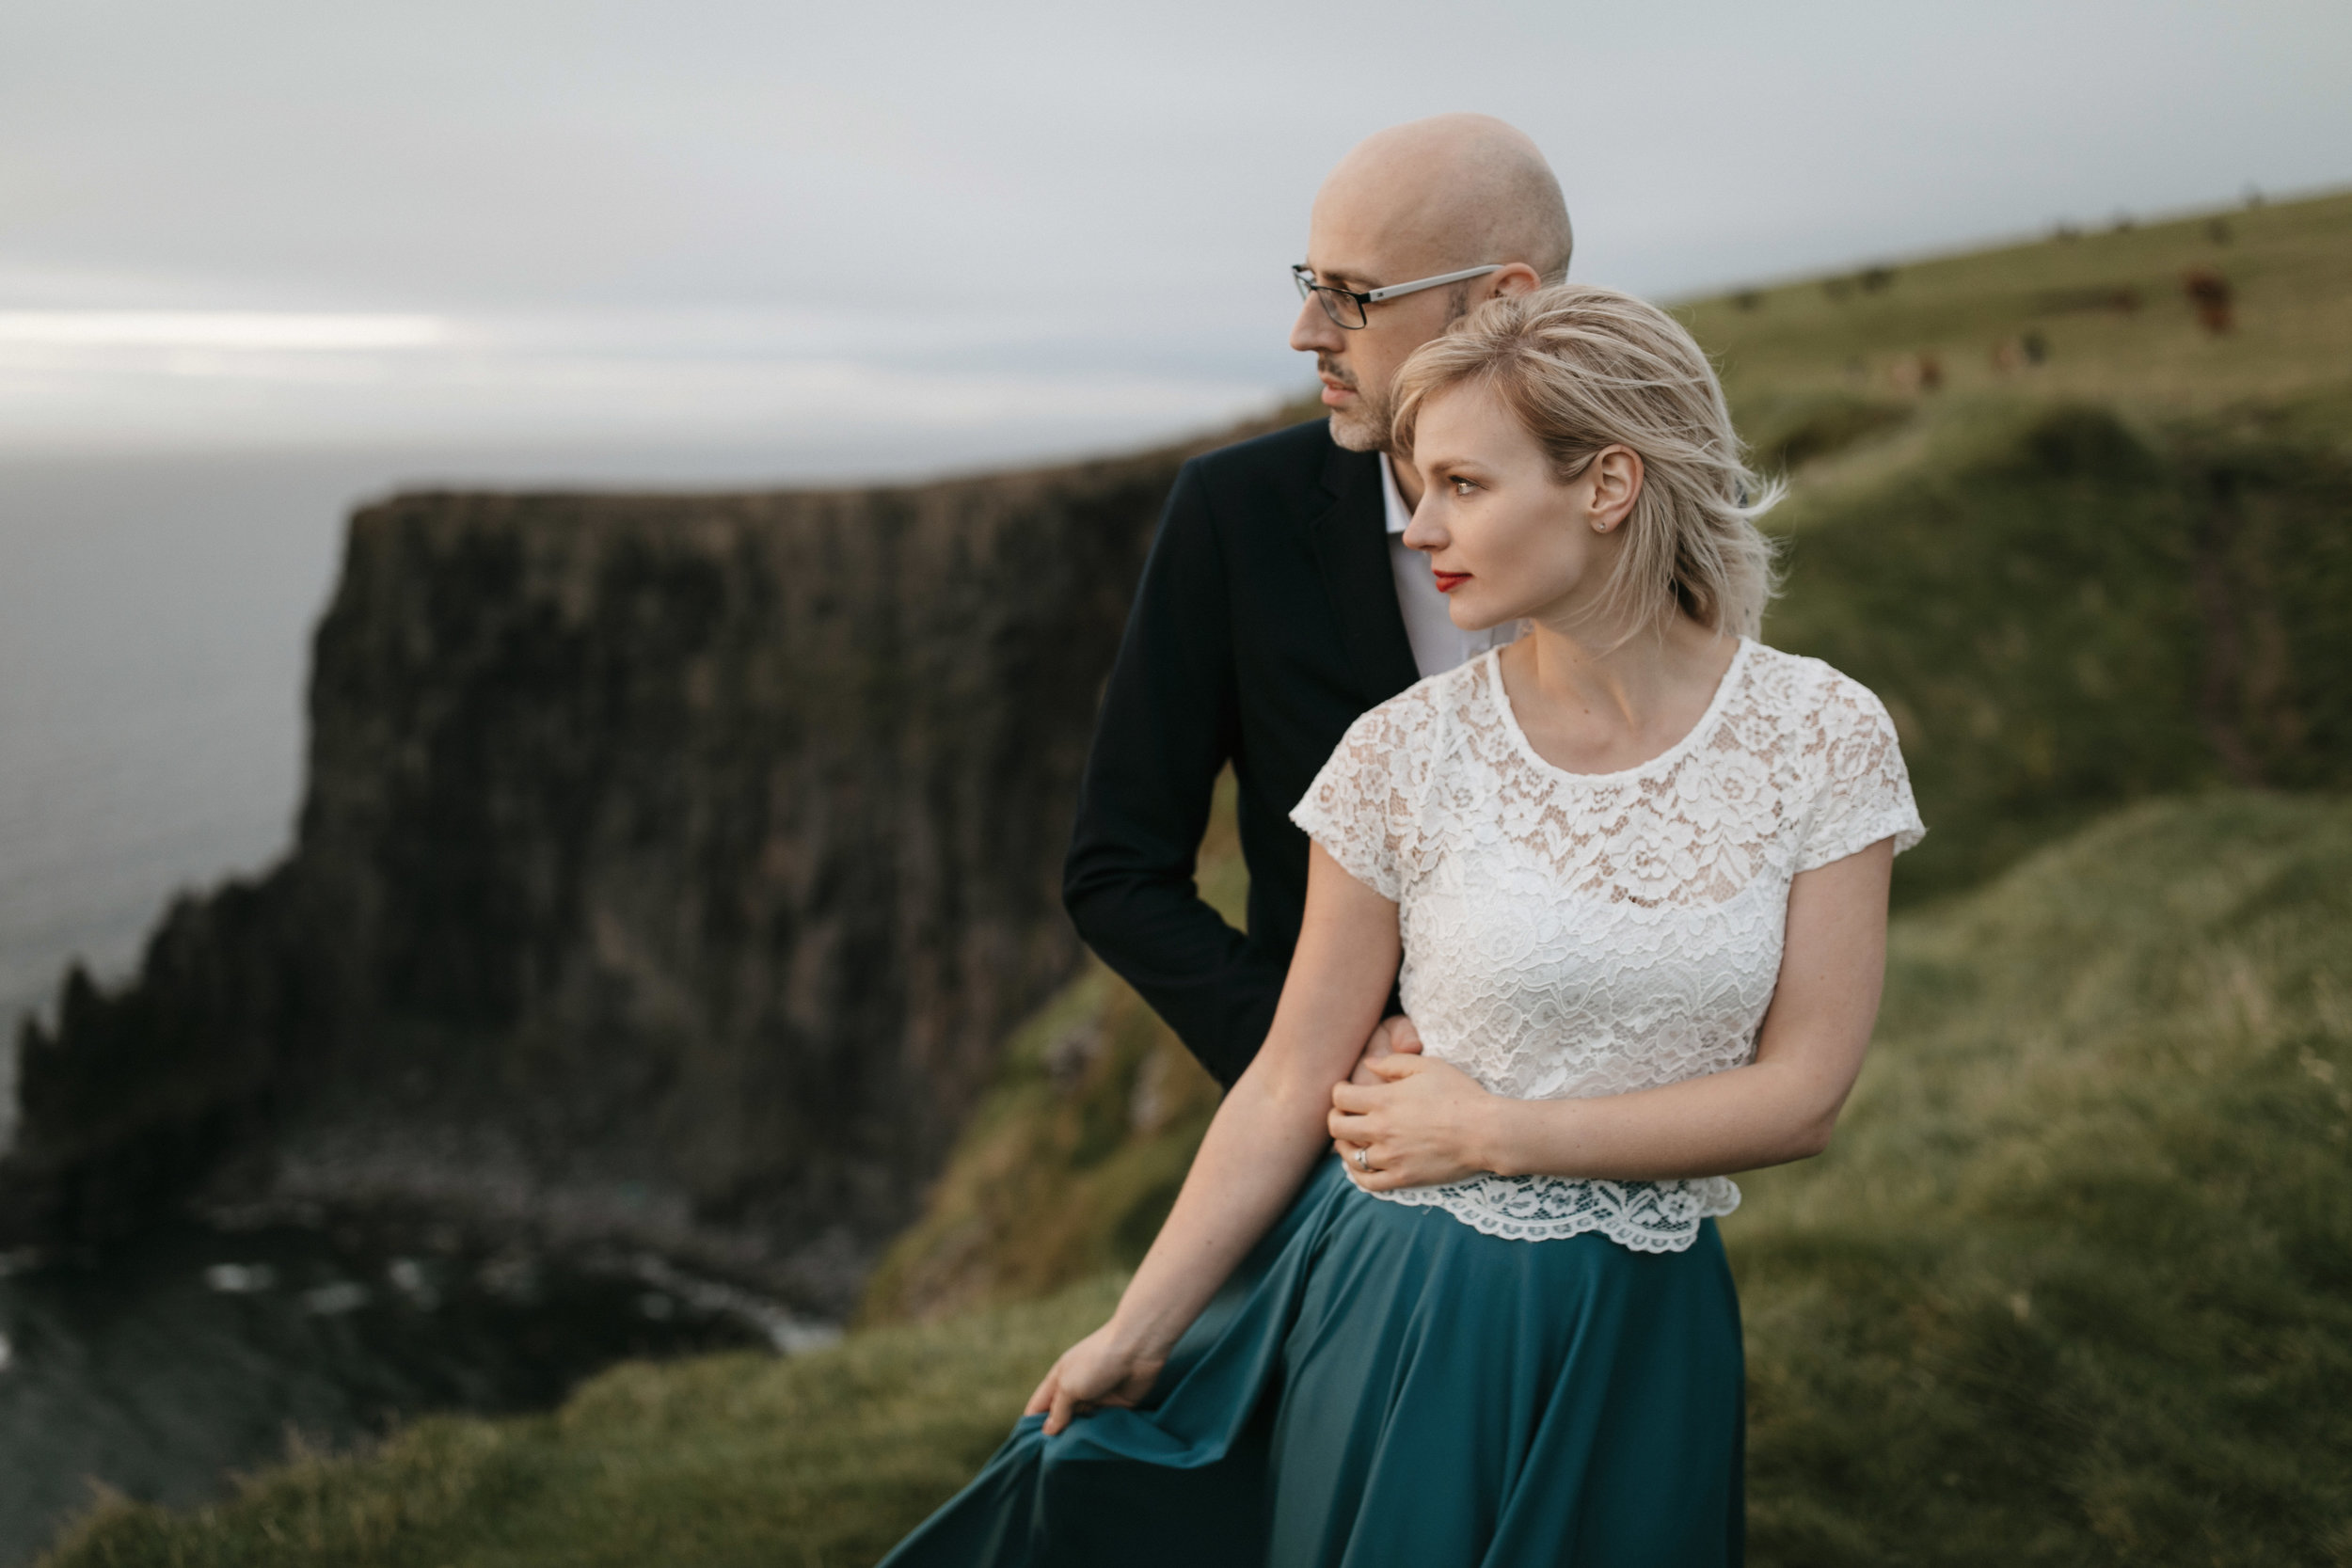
left=1289, top=698, right=1424, bottom=902
left=1795, top=674, right=1927, bottom=874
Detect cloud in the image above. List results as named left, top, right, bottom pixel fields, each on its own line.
left=2, top=0, right=2344, bottom=455
left=0, top=308, right=1272, bottom=451
left=0, top=312, right=451, bottom=350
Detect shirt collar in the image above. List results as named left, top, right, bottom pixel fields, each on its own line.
left=1377, top=451, right=1410, bottom=537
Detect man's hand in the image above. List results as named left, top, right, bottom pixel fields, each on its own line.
left=1333, top=1014, right=1422, bottom=1165
left=1348, top=1013, right=1422, bottom=1086
left=1328, top=1053, right=1495, bottom=1191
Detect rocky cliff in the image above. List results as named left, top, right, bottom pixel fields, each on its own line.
left=1, top=426, right=1275, bottom=1311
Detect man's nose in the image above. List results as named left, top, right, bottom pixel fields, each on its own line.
left=1290, top=295, right=1343, bottom=355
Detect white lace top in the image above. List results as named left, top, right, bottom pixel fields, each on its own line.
left=1290, top=639, right=1925, bottom=1252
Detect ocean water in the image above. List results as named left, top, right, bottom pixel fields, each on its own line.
left=0, top=451, right=355, bottom=1132
left=0, top=1217, right=823, bottom=1565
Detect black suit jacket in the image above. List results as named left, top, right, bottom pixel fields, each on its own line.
left=1063, top=417, right=1422, bottom=1088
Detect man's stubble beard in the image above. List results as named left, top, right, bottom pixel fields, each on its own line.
left=1321, top=359, right=1397, bottom=454
left=1327, top=289, right=1475, bottom=453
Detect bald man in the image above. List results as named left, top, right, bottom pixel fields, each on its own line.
left=1063, top=116, right=1573, bottom=1088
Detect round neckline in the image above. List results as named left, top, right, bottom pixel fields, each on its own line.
left=1481, top=636, right=1755, bottom=786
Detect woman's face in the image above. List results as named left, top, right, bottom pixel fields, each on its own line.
left=1401, top=381, right=1642, bottom=633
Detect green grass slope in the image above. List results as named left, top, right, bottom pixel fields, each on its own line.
left=49, top=794, right=2352, bottom=1566
left=1736, top=793, right=2352, bottom=1562
left=1768, top=400, right=2352, bottom=903
left=1731, top=192, right=2352, bottom=903
left=852, top=774, right=1243, bottom=1326
left=1692, top=187, right=2352, bottom=423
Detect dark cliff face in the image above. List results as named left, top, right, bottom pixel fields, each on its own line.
left=2, top=438, right=1230, bottom=1309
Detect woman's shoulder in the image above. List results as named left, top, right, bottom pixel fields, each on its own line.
left=1740, top=644, right=1926, bottom=862
left=1738, top=642, right=1899, bottom=738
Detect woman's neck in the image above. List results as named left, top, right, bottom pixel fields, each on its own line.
left=1498, top=612, right=1739, bottom=776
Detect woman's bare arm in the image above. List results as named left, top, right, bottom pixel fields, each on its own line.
left=1026, top=845, right=1399, bottom=1433
left=1328, top=839, right=1893, bottom=1188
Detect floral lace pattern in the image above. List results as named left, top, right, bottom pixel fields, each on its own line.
left=1291, top=640, right=1924, bottom=1251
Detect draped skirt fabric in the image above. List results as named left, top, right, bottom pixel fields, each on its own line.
left=880, top=1156, right=1745, bottom=1568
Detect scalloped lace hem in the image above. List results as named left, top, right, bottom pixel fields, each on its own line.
left=1365, top=1174, right=1741, bottom=1253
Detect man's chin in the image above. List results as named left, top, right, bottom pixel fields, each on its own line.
left=1325, top=404, right=1385, bottom=452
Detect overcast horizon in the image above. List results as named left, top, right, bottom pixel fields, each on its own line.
left=4, top=0, right=2349, bottom=462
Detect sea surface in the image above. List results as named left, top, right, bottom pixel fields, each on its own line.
left=0, top=1218, right=824, bottom=1564
left=0, top=436, right=1057, bottom=1564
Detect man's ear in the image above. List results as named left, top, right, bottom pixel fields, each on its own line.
left=1488, top=262, right=1543, bottom=299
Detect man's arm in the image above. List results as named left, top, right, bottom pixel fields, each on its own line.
left=1063, top=460, right=1283, bottom=1088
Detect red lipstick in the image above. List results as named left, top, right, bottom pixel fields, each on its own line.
left=1433, top=570, right=1470, bottom=594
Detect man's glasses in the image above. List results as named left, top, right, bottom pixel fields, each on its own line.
left=1292, top=263, right=1502, bottom=330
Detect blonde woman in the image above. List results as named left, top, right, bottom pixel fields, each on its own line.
left=882, top=284, right=1924, bottom=1567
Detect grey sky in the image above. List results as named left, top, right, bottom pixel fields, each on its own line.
left=2, top=0, right=2346, bottom=453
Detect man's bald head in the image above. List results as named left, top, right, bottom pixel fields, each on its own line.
left=1315, top=115, right=1572, bottom=288
left=1294, top=115, right=1572, bottom=454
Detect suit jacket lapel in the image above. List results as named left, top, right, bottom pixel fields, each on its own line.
left=1307, top=434, right=1422, bottom=706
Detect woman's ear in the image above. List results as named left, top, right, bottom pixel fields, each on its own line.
left=1586, top=446, right=1644, bottom=533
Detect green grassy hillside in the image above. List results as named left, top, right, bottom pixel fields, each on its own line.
left=1769, top=400, right=2352, bottom=902
left=1732, top=193, right=2352, bottom=902
left=49, top=794, right=2352, bottom=1566
left=850, top=777, right=1232, bottom=1328
left=1694, top=187, right=2352, bottom=423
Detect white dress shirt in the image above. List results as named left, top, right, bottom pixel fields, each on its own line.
left=1381, top=453, right=1523, bottom=680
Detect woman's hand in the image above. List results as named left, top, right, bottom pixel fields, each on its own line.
left=1023, top=1321, right=1167, bottom=1436
left=1327, top=1053, right=1499, bottom=1190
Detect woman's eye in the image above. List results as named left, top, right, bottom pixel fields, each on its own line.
left=1450, top=477, right=1477, bottom=496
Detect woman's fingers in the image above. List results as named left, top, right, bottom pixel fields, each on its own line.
left=1045, top=1382, right=1081, bottom=1436
left=1330, top=1080, right=1379, bottom=1113
left=1024, top=1369, right=1057, bottom=1418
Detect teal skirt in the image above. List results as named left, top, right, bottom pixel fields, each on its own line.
left=881, top=1156, right=1744, bottom=1568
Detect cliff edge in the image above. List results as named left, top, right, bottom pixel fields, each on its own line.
left=0, top=427, right=1269, bottom=1311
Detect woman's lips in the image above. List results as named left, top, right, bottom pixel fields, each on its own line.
left=1433, top=571, right=1470, bottom=594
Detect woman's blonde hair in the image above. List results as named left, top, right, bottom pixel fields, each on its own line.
left=1390, top=282, right=1781, bottom=639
